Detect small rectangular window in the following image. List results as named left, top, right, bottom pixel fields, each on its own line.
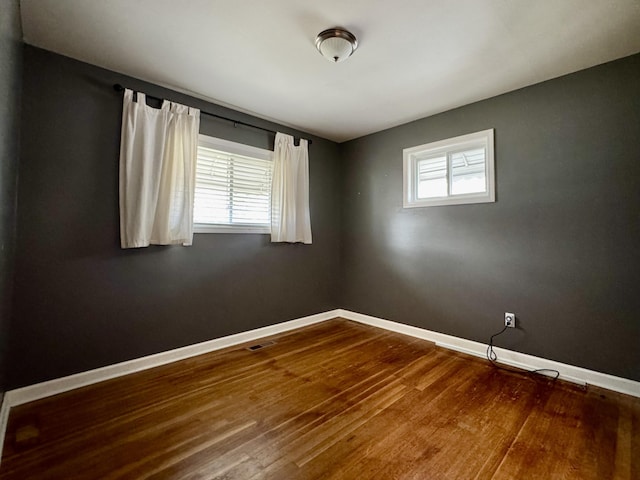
left=194, top=135, right=273, bottom=234
left=403, top=129, right=495, bottom=208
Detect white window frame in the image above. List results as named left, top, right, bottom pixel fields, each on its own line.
left=194, top=135, right=273, bottom=234
left=403, top=129, right=495, bottom=208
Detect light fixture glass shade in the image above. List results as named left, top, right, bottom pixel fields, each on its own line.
left=315, top=28, right=357, bottom=63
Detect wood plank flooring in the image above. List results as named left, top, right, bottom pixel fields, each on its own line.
left=1, top=318, right=638, bottom=479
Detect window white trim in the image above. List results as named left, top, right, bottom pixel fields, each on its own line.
left=194, top=135, right=273, bottom=234
left=403, top=129, right=495, bottom=208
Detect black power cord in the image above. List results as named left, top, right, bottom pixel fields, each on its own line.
left=486, top=326, right=560, bottom=380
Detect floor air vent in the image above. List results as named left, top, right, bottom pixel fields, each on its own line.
left=246, top=340, right=276, bottom=351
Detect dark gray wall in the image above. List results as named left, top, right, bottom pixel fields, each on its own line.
left=7, top=46, right=341, bottom=389
left=341, top=53, right=640, bottom=381
left=7, top=45, right=640, bottom=389
left=0, top=0, right=23, bottom=391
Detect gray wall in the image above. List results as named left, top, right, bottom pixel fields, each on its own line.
left=341, top=53, right=640, bottom=381
left=7, top=45, right=640, bottom=390
left=7, top=46, right=342, bottom=389
left=0, top=0, right=23, bottom=391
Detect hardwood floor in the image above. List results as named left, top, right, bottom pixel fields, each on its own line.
left=1, top=318, right=638, bottom=479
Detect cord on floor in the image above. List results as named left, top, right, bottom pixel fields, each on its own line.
left=486, top=326, right=560, bottom=380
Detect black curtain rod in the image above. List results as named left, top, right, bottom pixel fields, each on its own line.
left=112, top=84, right=311, bottom=145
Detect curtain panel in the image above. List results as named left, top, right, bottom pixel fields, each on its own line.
left=119, top=89, right=200, bottom=248
left=271, top=132, right=312, bottom=244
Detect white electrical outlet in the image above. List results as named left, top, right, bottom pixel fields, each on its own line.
left=504, top=312, right=516, bottom=328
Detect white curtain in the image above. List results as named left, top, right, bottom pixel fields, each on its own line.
left=271, top=132, right=312, bottom=244
left=119, top=89, right=200, bottom=248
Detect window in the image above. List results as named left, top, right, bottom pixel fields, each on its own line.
left=194, top=135, right=273, bottom=233
left=403, top=129, right=495, bottom=208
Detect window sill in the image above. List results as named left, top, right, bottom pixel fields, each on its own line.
left=403, top=191, right=495, bottom=208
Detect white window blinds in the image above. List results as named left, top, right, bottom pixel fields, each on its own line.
left=194, top=136, right=273, bottom=231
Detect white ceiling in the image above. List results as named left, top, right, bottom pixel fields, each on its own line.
left=20, top=0, right=640, bottom=143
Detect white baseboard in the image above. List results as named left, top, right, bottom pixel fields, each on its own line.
left=4, top=309, right=639, bottom=406
left=1, top=307, right=638, bottom=466
left=0, top=310, right=339, bottom=466
left=337, top=309, right=640, bottom=398
left=4, top=310, right=340, bottom=409
left=0, top=393, right=9, bottom=465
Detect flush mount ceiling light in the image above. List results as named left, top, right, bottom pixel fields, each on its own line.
left=315, top=28, right=358, bottom=63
